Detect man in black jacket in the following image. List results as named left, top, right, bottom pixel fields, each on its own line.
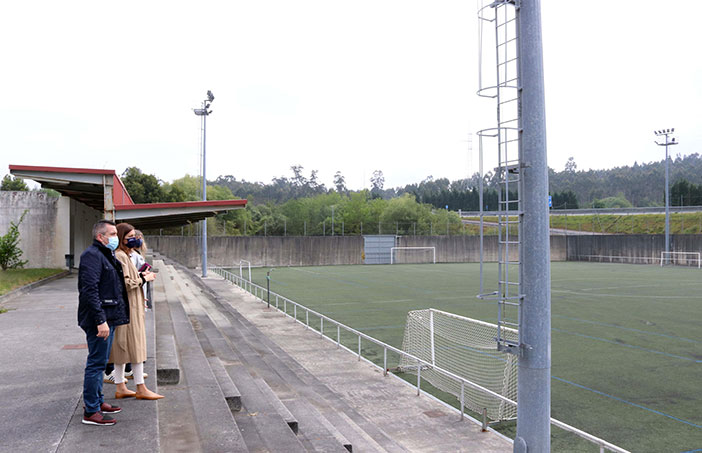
left=78, top=219, right=130, bottom=426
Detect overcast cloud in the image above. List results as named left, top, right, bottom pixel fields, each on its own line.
left=1, top=1, right=699, bottom=191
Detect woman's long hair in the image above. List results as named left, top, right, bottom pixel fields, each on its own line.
left=116, top=222, right=135, bottom=254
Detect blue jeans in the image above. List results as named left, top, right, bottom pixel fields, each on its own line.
left=82, top=324, right=116, bottom=414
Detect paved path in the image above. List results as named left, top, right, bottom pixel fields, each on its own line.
left=0, top=272, right=158, bottom=452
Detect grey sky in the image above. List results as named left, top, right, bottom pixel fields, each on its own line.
left=1, top=1, right=700, bottom=191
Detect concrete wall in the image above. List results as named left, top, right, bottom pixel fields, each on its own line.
left=0, top=191, right=101, bottom=268
left=146, top=234, right=569, bottom=267
left=147, top=233, right=701, bottom=268
left=146, top=235, right=364, bottom=268
left=565, top=234, right=702, bottom=263
left=0, top=191, right=62, bottom=268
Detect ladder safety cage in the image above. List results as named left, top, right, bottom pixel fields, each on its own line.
left=476, top=0, right=525, bottom=356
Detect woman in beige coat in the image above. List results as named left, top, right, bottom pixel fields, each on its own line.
left=111, top=223, right=163, bottom=400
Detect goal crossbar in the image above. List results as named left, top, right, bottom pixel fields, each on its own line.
left=660, top=251, right=701, bottom=268
left=390, top=247, right=436, bottom=264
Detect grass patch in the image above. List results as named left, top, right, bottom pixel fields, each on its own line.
left=0, top=268, right=65, bottom=296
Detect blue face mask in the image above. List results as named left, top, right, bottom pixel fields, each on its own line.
left=126, top=237, right=142, bottom=249
left=106, top=236, right=119, bottom=251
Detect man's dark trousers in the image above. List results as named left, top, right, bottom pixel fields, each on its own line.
left=82, top=324, right=116, bottom=414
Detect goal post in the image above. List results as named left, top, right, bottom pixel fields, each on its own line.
left=398, top=308, right=518, bottom=421
left=239, top=260, right=252, bottom=281
left=660, top=251, right=701, bottom=268
left=390, top=247, right=436, bottom=264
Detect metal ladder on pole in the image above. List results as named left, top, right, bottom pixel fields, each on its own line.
left=477, top=0, right=524, bottom=356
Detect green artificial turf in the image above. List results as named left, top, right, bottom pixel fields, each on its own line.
left=234, top=262, right=701, bottom=452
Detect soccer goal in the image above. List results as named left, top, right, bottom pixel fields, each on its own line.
left=660, top=251, right=701, bottom=268
left=390, top=247, right=436, bottom=264
left=239, top=260, right=252, bottom=281
left=398, top=308, right=517, bottom=421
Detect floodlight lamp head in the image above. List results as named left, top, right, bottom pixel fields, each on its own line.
left=207, top=90, right=214, bottom=102
left=193, top=108, right=206, bottom=116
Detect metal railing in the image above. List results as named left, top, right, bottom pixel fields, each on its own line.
left=210, top=266, right=630, bottom=453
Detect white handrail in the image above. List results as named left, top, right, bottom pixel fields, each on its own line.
left=210, top=266, right=630, bottom=453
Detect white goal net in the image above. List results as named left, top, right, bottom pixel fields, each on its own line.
left=390, top=247, right=436, bottom=264
left=660, top=251, right=701, bottom=268
left=398, top=309, right=517, bottom=421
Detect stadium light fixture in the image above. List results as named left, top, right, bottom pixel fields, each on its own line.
left=654, top=128, right=678, bottom=258
left=193, top=91, right=214, bottom=277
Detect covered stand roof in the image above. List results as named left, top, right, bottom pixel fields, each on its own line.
left=115, top=200, right=246, bottom=229
left=9, top=165, right=247, bottom=229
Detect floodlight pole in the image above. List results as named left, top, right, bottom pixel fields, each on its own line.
left=655, top=129, right=678, bottom=256
left=194, top=91, right=215, bottom=277
left=516, top=1, right=551, bottom=452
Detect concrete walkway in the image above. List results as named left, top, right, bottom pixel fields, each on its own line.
left=0, top=272, right=158, bottom=452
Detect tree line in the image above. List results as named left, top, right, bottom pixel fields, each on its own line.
left=4, top=152, right=702, bottom=215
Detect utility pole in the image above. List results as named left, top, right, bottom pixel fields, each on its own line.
left=655, top=128, right=678, bottom=258
left=517, top=1, right=551, bottom=451
left=194, top=90, right=214, bottom=277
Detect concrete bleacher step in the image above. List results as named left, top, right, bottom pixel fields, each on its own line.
left=174, top=268, right=406, bottom=453
left=217, top=303, right=401, bottom=453
left=207, top=355, right=242, bottom=412
left=193, top=301, right=351, bottom=453
left=156, top=334, right=180, bottom=385
left=170, top=270, right=308, bottom=452
left=253, top=376, right=299, bottom=434
left=283, top=397, right=353, bottom=453
left=174, top=272, right=362, bottom=453
left=160, top=265, right=247, bottom=452
left=201, top=278, right=407, bottom=453
left=152, top=261, right=180, bottom=385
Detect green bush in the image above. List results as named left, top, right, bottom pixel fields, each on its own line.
left=0, top=211, right=28, bottom=271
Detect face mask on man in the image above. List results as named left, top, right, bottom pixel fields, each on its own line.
left=126, top=237, right=142, bottom=249
left=106, top=236, right=119, bottom=251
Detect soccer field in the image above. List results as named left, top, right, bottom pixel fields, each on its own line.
left=239, top=262, right=702, bottom=452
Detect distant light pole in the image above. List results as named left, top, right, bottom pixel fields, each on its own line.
left=331, top=205, right=335, bottom=236
left=655, top=128, right=678, bottom=258
left=194, top=90, right=215, bottom=277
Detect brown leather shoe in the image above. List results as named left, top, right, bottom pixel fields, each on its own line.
left=115, top=390, right=136, bottom=399
left=135, top=392, right=164, bottom=400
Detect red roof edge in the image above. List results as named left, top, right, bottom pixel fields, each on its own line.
left=114, top=199, right=248, bottom=211
left=112, top=175, right=134, bottom=205
left=9, top=164, right=117, bottom=175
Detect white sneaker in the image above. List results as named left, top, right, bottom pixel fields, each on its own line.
left=103, top=372, right=115, bottom=384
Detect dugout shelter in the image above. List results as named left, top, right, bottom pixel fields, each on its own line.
left=8, top=164, right=246, bottom=267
